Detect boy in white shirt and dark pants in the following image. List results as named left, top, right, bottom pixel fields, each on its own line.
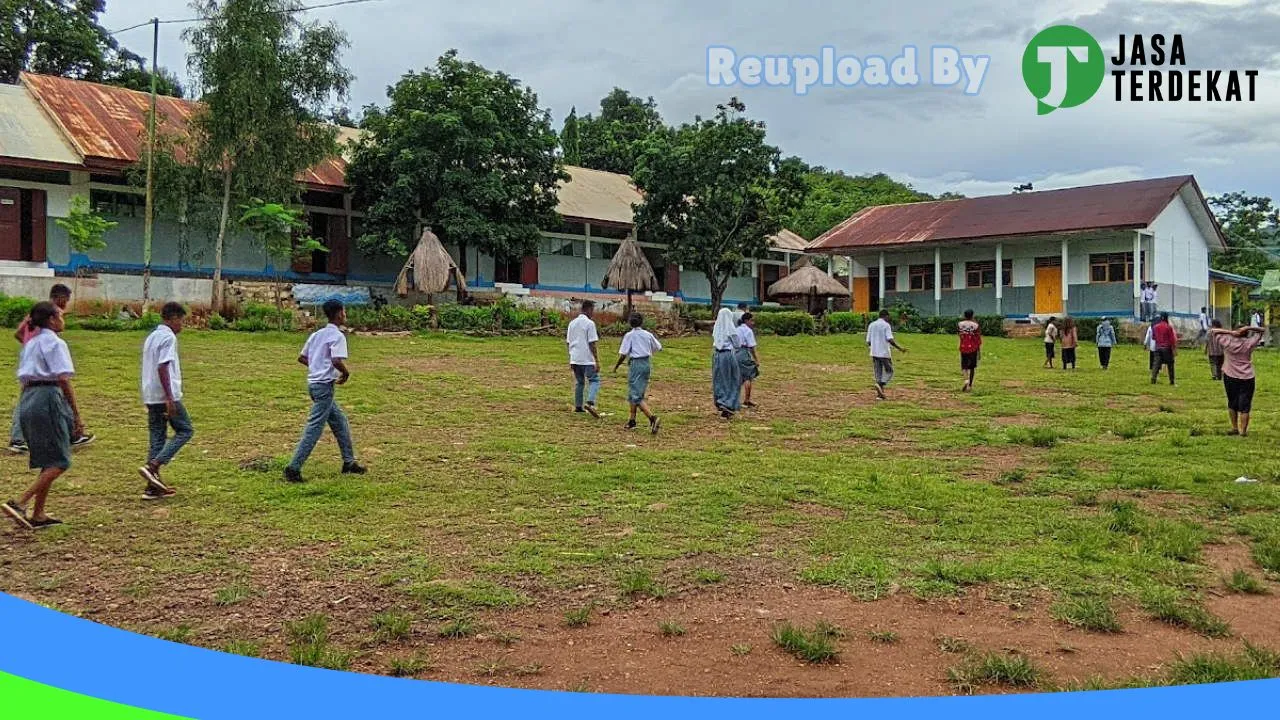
left=866, top=309, right=907, bottom=400
left=613, top=313, right=661, bottom=434
left=139, top=302, right=192, bottom=499
left=284, top=300, right=366, bottom=483
left=566, top=300, right=602, bottom=417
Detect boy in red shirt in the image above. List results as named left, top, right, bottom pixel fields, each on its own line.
left=958, top=309, right=982, bottom=392
left=1150, top=313, right=1179, bottom=386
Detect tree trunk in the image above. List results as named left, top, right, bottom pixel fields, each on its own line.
left=212, top=168, right=233, bottom=312
left=177, top=196, right=189, bottom=269
left=709, top=273, right=728, bottom=312
left=625, top=289, right=633, bottom=322
left=456, top=236, right=468, bottom=303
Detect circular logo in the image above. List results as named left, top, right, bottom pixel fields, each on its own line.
left=1022, top=25, right=1105, bottom=115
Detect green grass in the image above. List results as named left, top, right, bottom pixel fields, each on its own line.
left=1225, top=569, right=1269, bottom=595
left=389, top=653, right=432, bottom=678
left=7, top=330, right=1280, bottom=683
left=1050, top=596, right=1122, bottom=633
left=285, top=614, right=352, bottom=670
left=438, top=617, right=477, bottom=639
left=1141, top=590, right=1232, bottom=638
left=730, top=643, right=753, bottom=656
left=658, top=620, right=686, bottom=637
left=222, top=640, right=261, bottom=658
left=371, top=610, right=413, bottom=642
left=154, top=624, right=194, bottom=644
left=771, top=621, right=841, bottom=663
left=564, top=605, right=593, bottom=628
left=948, top=652, right=1044, bottom=694
left=1165, top=644, right=1280, bottom=685
left=868, top=630, right=900, bottom=644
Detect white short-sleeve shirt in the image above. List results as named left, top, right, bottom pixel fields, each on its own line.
left=18, top=328, right=74, bottom=383
left=301, top=324, right=349, bottom=384
left=866, top=318, right=894, bottom=359
left=141, top=324, right=182, bottom=404
left=619, top=328, right=662, bottom=358
left=566, top=314, right=599, bottom=366
left=736, top=324, right=757, bottom=349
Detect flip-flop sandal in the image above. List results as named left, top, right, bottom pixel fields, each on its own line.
left=3, top=501, right=31, bottom=530
left=650, top=417, right=661, bottom=435
left=29, top=517, right=63, bottom=530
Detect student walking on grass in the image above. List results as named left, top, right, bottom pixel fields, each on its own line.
left=138, top=302, right=192, bottom=500
left=1151, top=313, right=1178, bottom=386
left=736, top=312, right=760, bottom=408
left=1207, top=319, right=1226, bottom=380
left=3, top=302, right=84, bottom=530
left=1042, top=318, right=1059, bottom=369
left=566, top=300, right=601, bottom=418
left=957, top=310, right=981, bottom=392
left=1060, top=317, right=1079, bottom=370
left=711, top=307, right=742, bottom=419
left=1197, top=308, right=1210, bottom=346
left=867, top=309, right=906, bottom=400
left=1095, top=317, right=1116, bottom=370
left=283, top=300, right=366, bottom=484
left=1143, top=320, right=1158, bottom=371
left=9, top=284, right=93, bottom=454
left=1212, top=324, right=1265, bottom=436
left=612, top=313, right=661, bottom=434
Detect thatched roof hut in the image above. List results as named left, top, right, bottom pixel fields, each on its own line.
left=768, top=261, right=848, bottom=314
left=602, top=235, right=658, bottom=319
left=394, top=229, right=466, bottom=297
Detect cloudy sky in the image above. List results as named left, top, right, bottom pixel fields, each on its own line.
left=102, top=0, right=1280, bottom=201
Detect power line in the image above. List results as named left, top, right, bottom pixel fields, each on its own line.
left=109, top=0, right=385, bottom=35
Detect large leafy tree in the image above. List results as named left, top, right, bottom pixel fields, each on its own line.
left=565, top=87, right=665, bottom=175
left=785, top=168, right=931, bottom=241
left=0, top=0, right=183, bottom=96
left=184, top=0, right=350, bottom=309
left=347, top=50, right=566, bottom=284
left=633, top=98, right=807, bottom=311
left=1209, top=192, right=1280, bottom=280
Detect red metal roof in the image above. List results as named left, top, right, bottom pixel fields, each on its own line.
left=21, top=72, right=349, bottom=191
left=808, top=176, right=1209, bottom=252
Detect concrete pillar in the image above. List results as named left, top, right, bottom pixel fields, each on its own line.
left=878, top=252, right=886, bottom=305
left=995, top=243, right=1004, bottom=316
left=1061, top=237, right=1070, bottom=315
left=934, top=246, right=942, bottom=316
left=1133, top=231, right=1142, bottom=319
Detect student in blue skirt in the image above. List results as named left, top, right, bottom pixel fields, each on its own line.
left=613, top=313, right=662, bottom=434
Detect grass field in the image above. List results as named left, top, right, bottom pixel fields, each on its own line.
left=4, top=328, right=1280, bottom=696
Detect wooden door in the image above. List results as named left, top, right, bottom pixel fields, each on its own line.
left=1034, top=265, right=1062, bottom=314
left=852, top=277, right=870, bottom=313
left=29, top=189, right=46, bottom=262
left=0, top=188, right=21, bottom=260
left=520, top=255, right=538, bottom=286
left=326, top=214, right=349, bottom=276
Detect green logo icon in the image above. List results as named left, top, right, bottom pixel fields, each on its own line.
left=1022, top=25, right=1105, bottom=114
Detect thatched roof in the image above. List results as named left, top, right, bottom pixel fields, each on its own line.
left=769, top=228, right=809, bottom=252
left=601, top=235, right=658, bottom=292
left=394, top=229, right=466, bottom=296
left=768, top=264, right=849, bottom=298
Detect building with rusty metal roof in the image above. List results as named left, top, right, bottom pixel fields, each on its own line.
left=807, top=176, right=1226, bottom=322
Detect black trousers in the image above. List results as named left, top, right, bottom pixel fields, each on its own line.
left=1152, top=349, right=1175, bottom=384
left=1098, top=346, right=1112, bottom=368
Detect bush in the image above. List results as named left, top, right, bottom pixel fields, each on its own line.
left=239, top=302, right=293, bottom=330
left=753, top=311, right=816, bottom=336
left=827, top=311, right=871, bottom=334
left=977, top=315, right=1006, bottom=338
left=1073, top=318, right=1101, bottom=342
left=134, top=311, right=162, bottom=331
left=438, top=304, right=494, bottom=331
left=207, top=313, right=228, bottom=330
left=677, top=303, right=715, bottom=322
left=0, top=294, right=36, bottom=327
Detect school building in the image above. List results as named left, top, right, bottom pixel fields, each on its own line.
left=807, top=176, right=1228, bottom=328
left=0, top=73, right=804, bottom=307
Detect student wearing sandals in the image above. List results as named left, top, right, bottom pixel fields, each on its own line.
left=736, top=312, right=760, bottom=408
left=3, top=302, right=85, bottom=530
left=613, top=313, right=662, bottom=434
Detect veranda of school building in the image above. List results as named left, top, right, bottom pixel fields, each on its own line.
left=807, top=177, right=1237, bottom=331
left=0, top=73, right=804, bottom=308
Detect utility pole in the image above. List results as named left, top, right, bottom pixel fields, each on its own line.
left=142, top=17, right=159, bottom=304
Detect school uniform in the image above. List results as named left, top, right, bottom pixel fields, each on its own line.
left=735, top=324, right=759, bottom=381
left=288, top=323, right=355, bottom=472
left=867, top=318, right=896, bottom=387
left=619, top=327, right=662, bottom=404
left=1206, top=331, right=1225, bottom=381
left=141, top=324, right=194, bottom=468
left=17, top=329, right=75, bottom=470
left=958, top=320, right=981, bottom=370
left=9, top=318, right=41, bottom=446
left=1043, top=324, right=1058, bottom=361
left=566, top=314, right=601, bottom=410
left=1095, top=322, right=1116, bottom=369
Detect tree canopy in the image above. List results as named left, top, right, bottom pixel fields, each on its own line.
left=1209, top=191, right=1280, bottom=281
left=347, top=50, right=566, bottom=276
left=784, top=168, right=931, bottom=241
left=563, top=87, right=666, bottom=175
left=633, top=98, right=806, bottom=310
left=1, top=0, right=184, bottom=96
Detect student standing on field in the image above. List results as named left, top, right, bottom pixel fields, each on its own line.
left=1143, top=320, right=1158, bottom=371
left=1212, top=324, right=1265, bottom=436
left=283, top=300, right=366, bottom=484
left=733, top=302, right=748, bottom=326
left=1150, top=313, right=1178, bottom=386
left=1095, top=317, right=1116, bottom=370
left=3, top=302, right=84, bottom=530
left=9, top=284, right=93, bottom=454
left=1206, top=319, right=1226, bottom=381
left=736, top=312, right=760, bottom=408
left=1060, top=317, right=1079, bottom=370
left=566, top=300, right=601, bottom=418
left=711, top=307, right=742, bottom=418
left=1042, top=317, right=1059, bottom=369
left=138, top=302, right=192, bottom=500
left=1197, top=308, right=1210, bottom=346
left=612, top=313, right=662, bottom=434
left=867, top=309, right=907, bottom=400
left=957, top=310, right=981, bottom=392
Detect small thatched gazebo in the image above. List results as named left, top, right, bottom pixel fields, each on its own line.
left=394, top=229, right=467, bottom=299
left=601, top=235, right=658, bottom=321
left=767, top=258, right=849, bottom=314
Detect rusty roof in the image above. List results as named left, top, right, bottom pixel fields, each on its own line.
left=0, top=83, right=81, bottom=169
left=808, top=176, right=1220, bottom=252
left=20, top=72, right=352, bottom=190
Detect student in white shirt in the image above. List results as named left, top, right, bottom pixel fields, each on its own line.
left=566, top=300, right=601, bottom=417
left=1197, top=308, right=1210, bottom=347
left=3, top=302, right=84, bottom=530
left=866, top=309, right=907, bottom=400
left=1042, top=317, right=1059, bottom=369
left=283, top=300, right=366, bottom=484
left=612, top=313, right=662, bottom=434
left=138, top=302, right=193, bottom=500
left=1143, top=320, right=1158, bottom=371
left=735, top=313, right=760, bottom=408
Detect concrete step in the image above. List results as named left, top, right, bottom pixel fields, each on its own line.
left=0, top=261, right=54, bottom=278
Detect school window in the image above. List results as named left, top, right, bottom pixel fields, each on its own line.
left=940, top=263, right=953, bottom=290
left=541, top=238, right=585, bottom=257
left=89, top=189, right=145, bottom=218
left=591, top=241, right=617, bottom=260
left=965, top=260, right=1014, bottom=288
left=589, top=224, right=631, bottom=241
left=908, top=263, right=952, bottom=290
left=869, top=266, right=897, bottom=292
left=1089, top=252, right=1134, bottom=283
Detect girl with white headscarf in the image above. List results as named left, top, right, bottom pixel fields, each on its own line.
left=711, top=307, right=742, bottom=418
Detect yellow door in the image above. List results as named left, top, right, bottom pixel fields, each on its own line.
left=852, top=277, right=870, bottom=313
left=1035, top=266, right=1062, bottom=314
